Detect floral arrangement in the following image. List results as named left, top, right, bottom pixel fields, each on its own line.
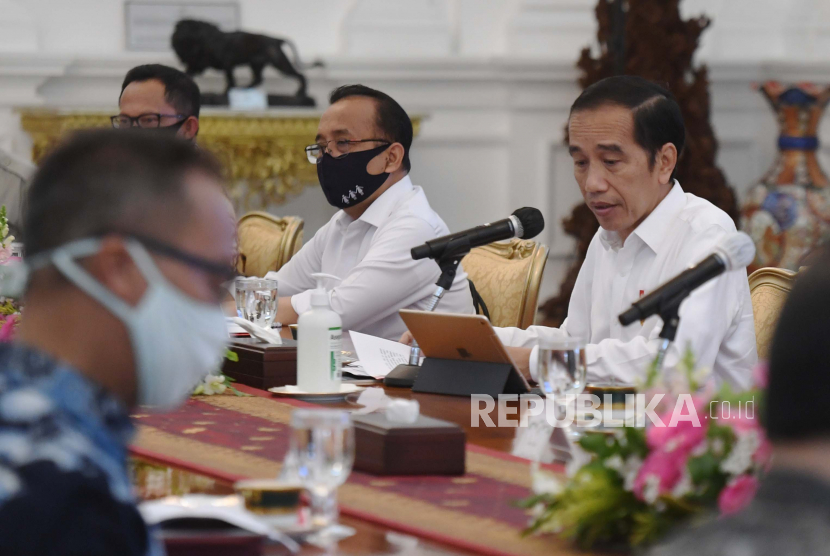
left=0, top=298, right=20, bottom=342
left=0, top=206, right=21, bottom=341
left=520, top=352, right=771, bottom=549
left=192, top=349, right=247, bottom=396
left=0, top=206, right=14, bottom=265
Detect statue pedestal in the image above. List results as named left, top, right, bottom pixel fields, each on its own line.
left=201, top=92, right=316, bottom=108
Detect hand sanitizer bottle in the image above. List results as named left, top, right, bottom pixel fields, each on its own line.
left=296, top=273, right=342, bottom=393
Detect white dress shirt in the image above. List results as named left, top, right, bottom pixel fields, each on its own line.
left=495, top=182, right=757, bottom=390
left=269, top=175, right=474, bottom=341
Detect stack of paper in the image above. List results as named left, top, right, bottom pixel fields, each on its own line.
left=346, top=331, right=417, bottom=380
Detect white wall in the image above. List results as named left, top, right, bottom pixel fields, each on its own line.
left=1, top=0, right=830, bottom=256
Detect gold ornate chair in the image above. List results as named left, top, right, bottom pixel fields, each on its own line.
left=236, top=212, right=304, bottom=277
left=748, top=267, right=798, bottom=360
left=461, top=239, right=549, bottom=329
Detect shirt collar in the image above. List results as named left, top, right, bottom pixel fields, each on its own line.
left=599, top=180, right=686, bottom=253
left=335, top=175, right=414, bottom=229
left=357, top=175, right=414, bottom=228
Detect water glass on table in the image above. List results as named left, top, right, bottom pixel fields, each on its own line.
left=537, top=338, right=587, bottom=440
left=282, top=409, right=355, bottom=530
left=235, top=277, right=278, bottom=328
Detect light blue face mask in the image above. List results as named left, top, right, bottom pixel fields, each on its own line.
left=29, top=238, right=229, bottom=411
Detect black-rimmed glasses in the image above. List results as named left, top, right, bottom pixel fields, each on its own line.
left=111, top=113, right=186, bottom=129
left=305, top=139, right=390, bottom=164
left=130, top=233, right=237, bottom=283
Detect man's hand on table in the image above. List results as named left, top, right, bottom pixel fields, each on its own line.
left=275, top=297, right=299, bottom=326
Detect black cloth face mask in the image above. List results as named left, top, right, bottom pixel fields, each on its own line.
left=317, top=144, right=391, bottom=209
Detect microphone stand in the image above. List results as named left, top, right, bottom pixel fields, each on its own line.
left=385, top=237, right=471, bottom=386
left=652, top=290, right=688, bottom=375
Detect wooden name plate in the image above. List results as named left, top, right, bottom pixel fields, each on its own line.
left=353, top=413, right=466, bottom=476
left=222, top=338, right=297, bottom=390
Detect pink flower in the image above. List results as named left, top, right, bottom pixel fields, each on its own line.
left=635, top=396, right=711, bottom=502
left=0, top=314, right=18, bottom=342
left=646, top=396, right=709, bottom=452
left=718, top=475, right=759, bottom=516
left=752, top=362, right=769, bottom=390
left=647, top=417, right=707, bottom=453
left=633, top=449, right=686, bottom=501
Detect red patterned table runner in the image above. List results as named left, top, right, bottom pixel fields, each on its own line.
left=130, top=387, right=575, bottom=556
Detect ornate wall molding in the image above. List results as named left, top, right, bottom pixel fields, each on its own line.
left=18, top=109, right=420, bottom=209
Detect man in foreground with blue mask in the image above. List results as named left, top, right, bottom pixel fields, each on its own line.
left=0, top=130, right=235, bottom=554
left=268, top=84, right=474, bottom=341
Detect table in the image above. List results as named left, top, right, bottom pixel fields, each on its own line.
left=133, top=383, right=537, bottom=555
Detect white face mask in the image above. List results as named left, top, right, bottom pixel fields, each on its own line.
left=44, top=238, right=229, bottom=411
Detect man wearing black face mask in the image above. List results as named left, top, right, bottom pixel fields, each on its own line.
left=267, top=84, right=474, bottom=341
left=113, top=64, right=200, bottom=140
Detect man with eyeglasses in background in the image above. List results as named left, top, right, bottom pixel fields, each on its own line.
left=113, top=64, right=200, bottom=140
left=114, top=63, right=241, bottom=312
left=266, top=84, right=474, bottom=341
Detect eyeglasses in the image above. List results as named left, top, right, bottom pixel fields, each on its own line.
left=305, top=139, right=390, bottom=164
left=130, top=233, right=237, bottom=283
left=111, top=113, right=186, bottom=129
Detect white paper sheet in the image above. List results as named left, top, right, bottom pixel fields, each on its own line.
left=139, top=494, right=300, bottom=550
left=226, top=320, right=248, bottom=335
left=348, top=331, right=413, bottom=379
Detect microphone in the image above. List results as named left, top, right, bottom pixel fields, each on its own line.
left=411, top=207, right=545, bottom=261
left=618, top=231, right=756, bottom=326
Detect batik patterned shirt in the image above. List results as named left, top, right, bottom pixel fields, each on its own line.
left=0, top=343, right=162, bottom=555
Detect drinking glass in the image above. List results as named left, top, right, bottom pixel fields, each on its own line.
left=282, top=409, right=354, bottom=529
left=235, top=277, right=278, bottom=328
left=537, top=338, right=587, bottom=440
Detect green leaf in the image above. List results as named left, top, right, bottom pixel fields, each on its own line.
left=624, top=426, right=649, bottom=458
left=687, top=452, right=718, bottom=484
left=644, top=355, right=660, bottom=389
left=578, top=432, right=620, bottom=459
left=516, top=493, right=554, bottom=509
left=225, top=349, right=239, bottom=362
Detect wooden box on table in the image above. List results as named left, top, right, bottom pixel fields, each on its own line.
left=353, top=413, right=466, bottom=475
left=221, top=337, right=297, bottom=390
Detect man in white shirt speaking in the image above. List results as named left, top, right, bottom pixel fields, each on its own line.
left=498, top=76, right=756, bottom=390
left=269, top=84, right=474, bottom=340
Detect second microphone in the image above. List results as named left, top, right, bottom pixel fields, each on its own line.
left=411, top=207, right=545, bottom=261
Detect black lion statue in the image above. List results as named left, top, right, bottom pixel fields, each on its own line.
left=171, top=19, right=321, bottom=97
